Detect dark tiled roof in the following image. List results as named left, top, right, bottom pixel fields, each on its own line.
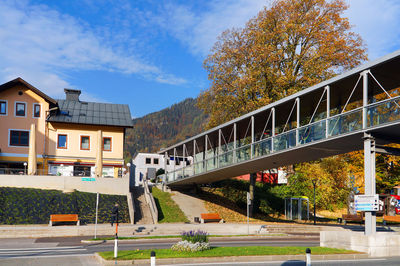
left=47, top=100, right=133, bottom=128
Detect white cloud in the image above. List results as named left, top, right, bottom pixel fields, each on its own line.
left=154, top=0, right=269, bottom=57
left=0, top=0, right=186, bottom=98
left=345, top=0, right=400, bottom=60
left=153, top=0, right=400, bottom=61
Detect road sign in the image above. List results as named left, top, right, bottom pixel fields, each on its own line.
left=81, top=177, right=96, bottom=181
left=355, top=194, right=379, bottom=211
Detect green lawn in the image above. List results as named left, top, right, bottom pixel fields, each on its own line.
left=99, top=246, right=358, bottom=260
left=152, top=187, right=189, bottom=223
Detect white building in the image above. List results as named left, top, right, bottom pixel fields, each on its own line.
left=132, top=153, right=192, bottom=186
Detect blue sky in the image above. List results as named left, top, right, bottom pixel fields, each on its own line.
left=1, top=0, right=400, bottom=118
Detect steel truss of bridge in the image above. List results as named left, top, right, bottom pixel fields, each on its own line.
left=160, top=49, right=400, bottom=236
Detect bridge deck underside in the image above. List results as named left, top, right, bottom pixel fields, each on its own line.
left=168, top=122, right=400, bottom=186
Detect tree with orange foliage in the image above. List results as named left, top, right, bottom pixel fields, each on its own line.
left=198, top=0, right=367, bottom=128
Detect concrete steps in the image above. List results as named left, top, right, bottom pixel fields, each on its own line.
left=133, top=187, right=153, bottom=224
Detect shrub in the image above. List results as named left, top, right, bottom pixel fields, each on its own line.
left=171, top=240, right=210, bottom=252
left=181, top=230, right=208, bottom=243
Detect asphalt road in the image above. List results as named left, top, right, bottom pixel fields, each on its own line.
left=3, top=235, right=400, bottom=266
left=0, top=236, right=318, bottom=259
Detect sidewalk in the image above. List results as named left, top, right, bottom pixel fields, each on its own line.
left=0, top=222, right=355, bottom=239
left=95, top=253, right=370, bottom=266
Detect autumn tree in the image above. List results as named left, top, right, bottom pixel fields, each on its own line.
left=198, top=0, right=367, bottom=128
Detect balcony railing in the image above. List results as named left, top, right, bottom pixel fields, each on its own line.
left=165, top=96, right=400, bottom=183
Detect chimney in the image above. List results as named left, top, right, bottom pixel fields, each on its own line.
left=64, top=89, right=81, bottom=101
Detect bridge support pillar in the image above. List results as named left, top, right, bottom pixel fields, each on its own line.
left=249, top=173, right=256, bottom=217
left=363, top=133, right=376, bottom=236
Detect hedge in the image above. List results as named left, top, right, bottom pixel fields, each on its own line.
left=0, top=187, right=129, bottom=224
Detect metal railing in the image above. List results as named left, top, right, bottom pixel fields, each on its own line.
left=164, top=96, right=400, bottom=184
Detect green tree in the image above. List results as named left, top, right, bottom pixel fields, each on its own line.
left=198, top=0, right=367, bottom=128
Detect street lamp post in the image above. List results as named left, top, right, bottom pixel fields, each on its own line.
left=23, top=162, right=27, bottom=175
left=312, top=180, right=317, bottom=225
left=127, top=163, right=131, bottom=177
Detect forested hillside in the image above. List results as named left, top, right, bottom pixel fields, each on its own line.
left=125, top=98, right=208, bottom=161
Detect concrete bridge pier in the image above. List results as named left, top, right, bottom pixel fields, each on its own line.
left=363, top=133, right=376, bottom=236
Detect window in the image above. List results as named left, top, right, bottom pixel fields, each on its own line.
left=145, top=158, right=151, bottom=164
left=0, top=101, right=6, bottom=115
left=15, top=102, right=26, bottom=117
left=80, top=136, right=90, bottom=150
left=57, top=134, right=67, bottom=149
left=10, top=130, right=29, bottom=146
left=153, top=158, right=159, bottom=165
left=33, top=104, right=40, bottom=118
left=103, top=137, right=112, bottom=151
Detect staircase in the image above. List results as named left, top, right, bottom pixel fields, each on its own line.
left=133, top=186, right=153, bottom=224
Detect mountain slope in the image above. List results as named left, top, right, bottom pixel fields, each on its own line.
left=125, top=98, right=208, bottom=161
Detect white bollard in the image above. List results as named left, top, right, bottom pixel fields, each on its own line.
left=150, top=251, right=156, bottom=266
left=114, top=237, right=118, bottom=258
left=306, top=248, right=311, bottom=266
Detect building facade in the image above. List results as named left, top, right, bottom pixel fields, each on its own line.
left=0, top=78, right=133, bottom=177
left=132, top=153, right=192, bottom=186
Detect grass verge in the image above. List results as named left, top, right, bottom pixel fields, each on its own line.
left=99, top=246, right=358, bottom=260
left=152, top=187, right=189, bottom=223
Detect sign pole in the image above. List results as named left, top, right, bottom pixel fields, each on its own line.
left=247, top=192, right=250, bottom=235
left=94, top=192, right=99, bottom=239
left=114, top=215, right=119, bottom=258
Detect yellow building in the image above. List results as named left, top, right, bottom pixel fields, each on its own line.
left=0, top=78, right=133, bottom=177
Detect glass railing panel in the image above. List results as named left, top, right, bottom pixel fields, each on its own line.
left=273, top=130, right=296, bottom=152
left=253, top=138, right=272, bottom=157
left=367, top=98, right=400, bottom=127
left=219, top=150, right=233, bottom=167
left=194, top=161, right=204, bottom=175
left=298, top=120, right=326, bottom=144
left=175, top=168, right=184, bottom=180
left=184, top=164, right=193, bottom=178
left=328, top=108, right=362, bottom=137
left=206, top=157, right=217, bottom=171
left=237, top=144, right=251, bottom=162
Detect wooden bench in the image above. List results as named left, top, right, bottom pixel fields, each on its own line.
left=200, top=213, right=223, bottom=223
left=342, top=213, right=363, bottom=225
left=383, top=215, right=400, bottom=225
left=49, top=214, right=80, bottom=226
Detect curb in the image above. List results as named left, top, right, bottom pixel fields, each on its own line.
left=95, top=253, right=369, bottom=265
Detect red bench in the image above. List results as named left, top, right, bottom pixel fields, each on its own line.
left=383, top=215, right=400, bottom=225
left=49, top=214, right=80, bottom=226
left=200, top=213, right=223, bottom=223
left=342, top=213, right=363, bottom=225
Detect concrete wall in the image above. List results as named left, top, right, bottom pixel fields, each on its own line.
left=321, top=231, right=400, bottom=257
left=0, top=174, right=129, bottom=195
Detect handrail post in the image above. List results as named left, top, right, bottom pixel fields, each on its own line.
left=296, top=98, right=300, bottom=145
left=362, top=70, right=369, bottom=129
left=271, top=108, right=275, bottom=152
left=233, top=123, right=237, bottom=163
left=218, top=129, right=222, bottom=167
left=251, top=116, right=254, bottom=159
left=325, top=85, right=330, bottom=137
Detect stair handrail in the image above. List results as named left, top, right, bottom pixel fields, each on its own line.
left=144, top=180, right=158, bottom=224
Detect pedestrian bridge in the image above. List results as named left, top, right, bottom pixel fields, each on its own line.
left=159, top=50, right=400, bottom=187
